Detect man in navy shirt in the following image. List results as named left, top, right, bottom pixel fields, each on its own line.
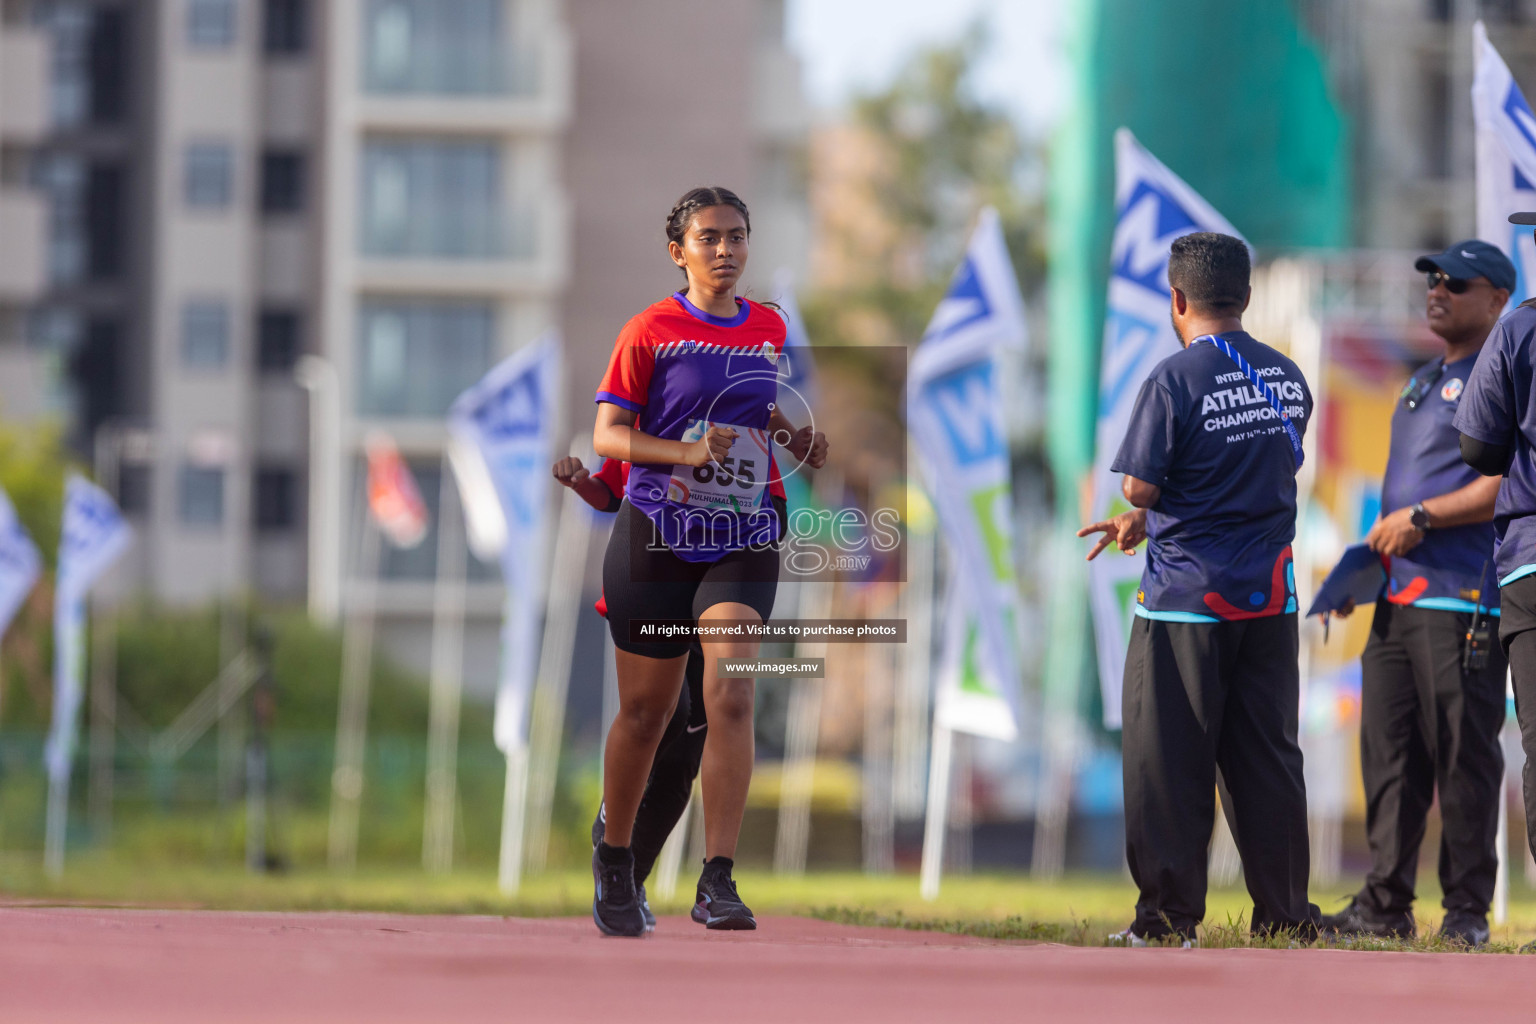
left=1080, top=232, right=1318, bottom=944
left=1457, top=215, right=1536, bottom=944
left=1325, top=242, right=1510, bottom=947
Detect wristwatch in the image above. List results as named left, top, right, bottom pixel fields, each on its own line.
left=1409, top=502, right=1432, bottom=531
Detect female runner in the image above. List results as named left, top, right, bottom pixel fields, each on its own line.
left=554, top=417, right=817, bottom=930
left=589, top=186, right=826, bottom=936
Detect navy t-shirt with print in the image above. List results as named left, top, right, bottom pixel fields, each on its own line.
left=1111, top=331, right=1313, bottom=621
left=1381, top=353, right=1499, bottom=611
left=1454, top=302, right=1536, bottom=587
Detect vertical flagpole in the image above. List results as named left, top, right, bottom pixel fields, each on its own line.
left=775, top=578, right=832, bottom=875
left=499, top=737, right=530, bottom=895
left=524, top=487, right=593, bottom=874
left=44, top=608, right=84, bottom=878
left=654, top=795, right=691, bottom=898
left=1495, top=768, right=1509, bottom=926
left=86, top=598, right=117, bottom=839
left=600, top=635, right=617, bottom=769
left=423, top=458, right=468, bottom=874
left=328, top=507, right=382, bottom=872
left=919, top=719, right=954, bottom=900
left=1495, top=664, right=1514, bottom=926
left=296, top=356, right=343, bottom=626
left=775, top=471, right=840, bottom=876
left=1033, top=531, right=1083, bottom=879
left=862, top=612, right=896, bottom=874
left=895, top=522, right=935, bottom=817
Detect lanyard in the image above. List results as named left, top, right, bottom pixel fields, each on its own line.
left=1194, top=334, right=1305, bottom=470
left=1401, top=358, right=1446, bottom=411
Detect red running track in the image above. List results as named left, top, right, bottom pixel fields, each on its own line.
left=2, top=906, right=1533, bottom=1023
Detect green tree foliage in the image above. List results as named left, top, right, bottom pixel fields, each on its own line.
left=0, top=422, right=74, bottom=725
left=803, top=26, right=1045, bottom=351
left=0, top=420, right=70, bottom=567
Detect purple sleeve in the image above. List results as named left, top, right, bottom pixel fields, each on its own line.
left=1110, top=379, right=1178, bottom=485
left=1455, top=324, right=1516, bottom=446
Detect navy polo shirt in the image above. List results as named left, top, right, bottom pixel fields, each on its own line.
left=1112, top=331, right=1313, bottom=621
left=1455, top=303, right=1536, bottom=588
left=1381, top=353, right=1499, bottom=612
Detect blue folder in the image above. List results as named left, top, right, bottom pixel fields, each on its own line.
left=1305, top=544, right=1387, bottom=618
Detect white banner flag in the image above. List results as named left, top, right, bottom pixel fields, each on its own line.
left=1474, top=20, right=1536, bottom=307
left=0, top=486, right=41, bottom=642
left=933, top=577, right=1016, bottom=740
left=1088, top=129, right=1244, bottom=729
left=447, top=334, right=562, bottom=754
left=45, top=474, right=130, bottom=782
left=771, top=268, right=820, bottom=418
left=907, top=208, right=1025, bottom=739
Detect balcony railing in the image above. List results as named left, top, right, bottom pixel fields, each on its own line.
left=358, top=206, right=536, bottom=261
left=360, top=0, right=541, bottom=97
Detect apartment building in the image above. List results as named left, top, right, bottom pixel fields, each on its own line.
left=0, top=4, right=51, bottom=411
left=2, top=0, right=809, bottom=691
left=1304, top=0, right=1536, bottom=248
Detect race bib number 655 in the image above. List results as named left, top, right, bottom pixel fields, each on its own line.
left=668, top=419, right=771, bottom=512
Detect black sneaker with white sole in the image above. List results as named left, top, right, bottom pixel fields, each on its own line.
left=692, top=865, right=756, bottom=930
left=591, top=845, right=647, bottom=937
left=1108, top=926, right=1194, bottom=948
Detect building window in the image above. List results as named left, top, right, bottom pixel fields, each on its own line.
left=359, top=140, right=503, bottom=258
left=257, top=309, right=301, bottom=372
left=117, top=463, right=151, bottom=517
left=260, top=149, right=305, bottom=213
left=44, top=3, right=92, bottom=128
left=88, top=7, right=130, bottom=125
left=86, top=163, right=126, bottom=281
left=188, top=0, right=236, bottom=48
left=1424, top=66, right=1451, bottom=181
left=357, top=300, right=493, bottom=416
left=186, top=0, right=235, bottom=48
left=179, top=465, right=225, bottom=526
left=264, top=0, right=307, bottom=53
left=182, top=301, right=230, bottom=368
left=37, top=154, right=87, bottom=284
left=254, top=466, right=297, bottom=531
left=362, top=0, right=511, bottom=95
left=185, top=143, right=233, bottom=208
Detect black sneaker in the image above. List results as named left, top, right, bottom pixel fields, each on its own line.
left=1319, top=897, right=1414, bottom=939
left=591, top=845, right=647, bottom=937
left=1107, top=926, right=1194, bottom=948
left=1439, top=911, right=1490, bottom=948
left=692, top=866, right=756, bottom=930
left=636, top=883, right=656, bottom=932
left=593, top=806, right=656, bottom=932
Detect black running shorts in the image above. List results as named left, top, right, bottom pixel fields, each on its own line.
left=603, top=498, right=782, bottom=659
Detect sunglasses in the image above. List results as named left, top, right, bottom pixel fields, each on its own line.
left=1425, top=270, right=1480, bottom=294
left=1401, top=360, right=1446, bottom=410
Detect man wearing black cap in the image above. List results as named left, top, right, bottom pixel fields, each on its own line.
left=1324, top=241, right=1511, bottom=948
left=1457, top=215, right=1536, bottom=952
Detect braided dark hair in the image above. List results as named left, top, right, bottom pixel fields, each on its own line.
left=665, top=186, right=751, bottom=282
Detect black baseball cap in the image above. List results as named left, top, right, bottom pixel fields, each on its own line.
left=1511, top=211, right=1536, bottom=224
left=1414, top=239, right=1517, bottom=292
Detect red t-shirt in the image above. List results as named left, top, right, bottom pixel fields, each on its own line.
left=595, top=292, right=786, bottom=560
